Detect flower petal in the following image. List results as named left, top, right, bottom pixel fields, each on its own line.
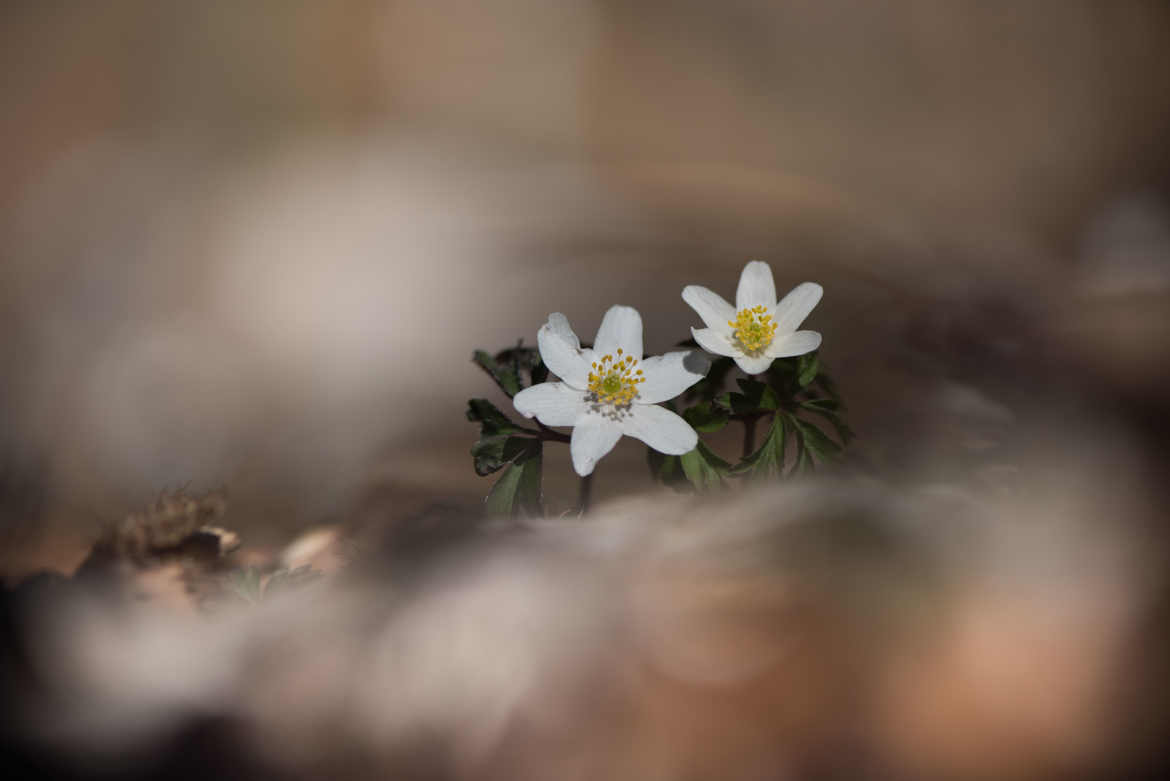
left=513, top=382, right=585, bottom=426
left=637, top=350, right=709, bottom=404
left=569, top=417, right=623, bottom=476
left=735, top=260, right=777, bottom=310
left=681, top=285, right=736, bottom=332
left=691, top=327, right=739, bottom=358
left=771, top=282, right=822, bottom=334
left=593, top=305, right=643, bottom=361
left=621, top=404, right=698, bottom=456
left=732, top=353, right=774, bottom=375
left=537, top=313, right=590, bottom=388
left=766, top=330, right=821, bottom=359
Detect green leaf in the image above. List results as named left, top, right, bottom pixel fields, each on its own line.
left=799, top=400, right=855, bottom=444
left=484, top=438, right=543, bottom=518
left=797, top=353, right=820, bottom=387
left=472, top=350, right=521, bottom=397
left=466, top=398, right=523, bottom=436
left=732, top=413, right=787, bottom=479
left=720, top=378, right=779, bottom=415
left=789, top=413, right=843, bottom=464
left=470, top=435, right=509, bottom=475
left=647, top=448, right=687, bottom=489
left=680, top=441, right=732, bottom=490
left=494, top=344, right=548, bottom=387
left=682, top=401, right=729, bottom=433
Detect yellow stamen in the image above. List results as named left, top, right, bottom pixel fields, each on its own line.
left=729, top=305, right=778, bottom=355
left=586, top=350, right=645, bottom=406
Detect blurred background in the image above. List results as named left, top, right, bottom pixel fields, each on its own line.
left=2, top=0, right=1170, bottom=565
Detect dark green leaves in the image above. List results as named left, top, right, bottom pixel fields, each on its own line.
left=733, top=411, right=845, bottom=478
left=733, top=412, right=788, bottom=479
left=799, top=398, right=856, bottom=446
left=679, top=441, right=732, bottom=489
left=648, top=440, right=731, bottom=491
left=467, top=398, right=526, bottom=475
left=484, top=438, right=543, bottom=518
left=469, top=345, right=549, bottom=518
left=717, top=378, right=779, bottom=415
left=656, top=351, right=852, bottom=487
left=472, top=345, right=547, bottom=399
left=797, top=353, right=819, bottom=387
left=683, top=401, right=729, bottom=433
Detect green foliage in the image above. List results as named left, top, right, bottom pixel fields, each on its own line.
left=683, top=401, right=729, bottom=433
left=648, top=440, right=731, bottom=491
left=469, top=344, right=549, bottom=518
left=484, top=438, right=543, bottom=518
left=716, top=377, right=779, bottom=415
left=680, top=441, right=732, bottom=489
left=652, top=350, right=854, bottom=488
left=472, top=345, right=547, bottom=398
left=733, top=413, right=788, bottom=479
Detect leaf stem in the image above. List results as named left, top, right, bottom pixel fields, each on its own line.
left=578, top=473, right=593, bottom=515
left=741, top=415, right=757, bottom=459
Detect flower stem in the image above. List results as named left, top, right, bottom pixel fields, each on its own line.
left=742, top=415, right=758, bottom=459
left=578, top=473, right=593, bottom=516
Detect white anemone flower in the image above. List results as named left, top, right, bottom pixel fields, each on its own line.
left=513, top=306, right=708, bottom=476
left=683, top=260, right=823, bottom=375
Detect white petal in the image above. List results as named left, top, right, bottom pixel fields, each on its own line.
left=766, top=330, right=821, bottom=359
left=513, top=382, right=585, bottom=426
left=771, top=282, right=822, bottom=334
left=621, top=405, right=698, bottom=455
left=569, top=417, right=623, bottom=476
left=637, top=351, right=709, bottom=404
left=735, top=260, right=777, bottom=310
left=681, top=285, right=735, bottom=332
left=593, top=305, right=643, bottom=361
left=691, top=327, right=739, bottom=358
left=537, top=313, right=590, bottom=388
left=732, top=353, right=774, bottom=375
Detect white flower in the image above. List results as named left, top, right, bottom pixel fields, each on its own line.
left=682, top=260, right=823, bottom=375
left=513, top=306, right=708, bottom=476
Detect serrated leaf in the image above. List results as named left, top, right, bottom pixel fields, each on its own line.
left=484, top=438, right=542, bottom=518
left=472, top=350, right=521, bottom=397
left=494, top=344, right=547, bottom=388
left=466, top=398, right=523, bottom=435
left=799, top=400, right=855, bottom=444
left=680, top=441, right=732, bottom=490
left=682, top=401, right=729, bottom=433
left=471, top=435, right=509, bottom=475
left=732, top=413, right=787, bottom=479
left=789, top=414, right=842, bottom=463
left=797, top=353, right=819, bottom=387
left=722, top=378, right=779, bottom=415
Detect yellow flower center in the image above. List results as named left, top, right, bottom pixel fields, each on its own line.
left=728, top=305, right=777, bottom=355
left=587, top=348, right=644, bottom=406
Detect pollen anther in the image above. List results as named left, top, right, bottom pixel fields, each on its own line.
left=730, top=305, right=778, bottom=355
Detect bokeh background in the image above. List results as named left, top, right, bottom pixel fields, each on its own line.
left=3, top=0, right=1170, bottom=567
